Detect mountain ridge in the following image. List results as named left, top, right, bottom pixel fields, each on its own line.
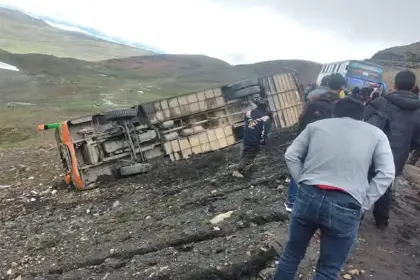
left=0, top=4, right=164, bottom=55
left=370, top=41, right=420, bottom=69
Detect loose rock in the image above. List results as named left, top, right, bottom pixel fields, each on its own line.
left=232, top=171, right=244, bottom=178
left=258, top=267, right=276, bottom=279
left=348, top=269, right=360, bottom=276
left=210, top=211, right=234, bottom=224
left=112, top=201, right=120, bottom=208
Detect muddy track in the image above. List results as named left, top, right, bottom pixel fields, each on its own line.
left=2, top=126, right=420, bottom=280
left=0, top=128, right=298, bottom=280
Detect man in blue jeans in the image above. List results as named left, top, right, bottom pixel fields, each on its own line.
left=285, top=74, right=346, bottom=213
left=274, top=97, right=395, bottom=280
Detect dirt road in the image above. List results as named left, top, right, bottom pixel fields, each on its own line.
left=1, top=128, right=420, bottom=280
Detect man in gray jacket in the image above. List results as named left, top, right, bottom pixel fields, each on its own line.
left=273, top=97, right=395, bottom=280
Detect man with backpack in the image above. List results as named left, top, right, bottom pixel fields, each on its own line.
left=233, top=99, right=272, bottom=177
left=305, top=75, right=330, bottom=101
left=364, top=70, right=420, bottom=229
left=298, top=73, right=346, bottom=132
left=284, top=73, right=346, bottom=212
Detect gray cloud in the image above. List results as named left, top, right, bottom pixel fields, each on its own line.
left=214, top=0, right=419, bottom=45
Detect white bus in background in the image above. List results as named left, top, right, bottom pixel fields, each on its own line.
left=316, top=60, right=385, bottom=91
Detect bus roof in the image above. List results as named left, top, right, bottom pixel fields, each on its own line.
left=322, top=60, right=383, bottom=68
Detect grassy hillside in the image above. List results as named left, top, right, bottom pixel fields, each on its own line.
left=0, top=7, right=154, bottom=61
left=369, top=42, right=420, bottom=89
left=370, top=41, right=420, bottom=68
left=103, top=55, right=321, bottom=94
left=0, top=50, right=321, bottom=107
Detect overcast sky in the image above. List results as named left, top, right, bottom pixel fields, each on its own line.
left=0, top=0, right=417, bottom=64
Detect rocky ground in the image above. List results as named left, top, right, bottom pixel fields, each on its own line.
left=1, top=128, right=420, bottom=280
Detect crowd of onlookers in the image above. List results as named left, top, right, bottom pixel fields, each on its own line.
left=233, top=70, right=420, bottom=279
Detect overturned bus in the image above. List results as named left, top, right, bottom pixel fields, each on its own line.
left=46, top=72, right=304, bottom=190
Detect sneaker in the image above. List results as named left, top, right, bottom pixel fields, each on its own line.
left=284, top=202, right=293, bottom=213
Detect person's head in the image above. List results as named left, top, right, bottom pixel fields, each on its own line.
left=320, top=75, right=330, bottom=87
left=328, top=73, right=346, bottom=92
left=359, top=87, right=374, bottom=103
left=333, top=97, right=364, bottom=120
left=257, top=99, right=269, bottom=112
left=412, top=85, right=420, bottom=95
left=394, top=70, right=416, bottom=91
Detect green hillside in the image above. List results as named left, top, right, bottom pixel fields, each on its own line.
left=0, top=7, right=154, bottom=61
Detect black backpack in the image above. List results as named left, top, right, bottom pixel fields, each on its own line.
left=364, top=97, right=390, bottom=133
left=298, top=92, right=340, bottom=132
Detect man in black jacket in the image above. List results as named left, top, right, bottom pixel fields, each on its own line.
left=233, top=99, right=271, bottom=177
left=298, top=73, right=345, bottom=133
left=364, top=70, right=420, bottom=229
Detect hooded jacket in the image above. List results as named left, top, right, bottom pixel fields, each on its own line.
left=242, top=108, right=271, bottom=146
left=364, top=90, right=420, bottom=176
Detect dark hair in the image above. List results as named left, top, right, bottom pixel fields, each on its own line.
left=360, top=87, right=374, bottom=96
left=328, top=73, right=346, bottom=90
left=320, top=75, right=330, bottom=87
left=412, top=85, right=419, bottom=95
left=333, top=97, right=364, bottom=120
left=359, top=87, right=374, bottom=102
left=257, top=99, right=269, bottom=111
left=351, top=87, right=360, bottom=95
left=395, top=70, right=416, bottom=91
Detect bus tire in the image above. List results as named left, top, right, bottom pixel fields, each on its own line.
left=229, top=79, right=259, bottom=91
left=104, top=108, right=138, bottom=121
left=232, top=85, right=262, bottom=98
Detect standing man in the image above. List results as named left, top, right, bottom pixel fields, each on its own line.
left=274, top=97, right=395, bottom=280
left=364, top=70, right=420, bottom=229
left=233, top=99, right=271, bottom=177
left=285, top=73, right=346, bottom=212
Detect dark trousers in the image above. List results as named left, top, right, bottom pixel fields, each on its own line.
left=408, top=149, right=420, bottom=165
left=373, top=187, right=392, bottom=226
left=238, top=145, right=260, bottom=172
left=273, top=184, right=362, bottom=280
